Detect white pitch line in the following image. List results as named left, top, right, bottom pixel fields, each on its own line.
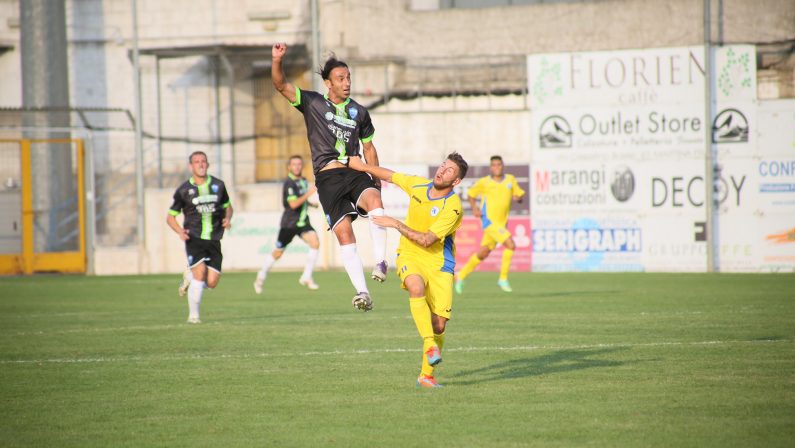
left=0, top=339, right=790, bottom=365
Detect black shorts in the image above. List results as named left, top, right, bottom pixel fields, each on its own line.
left=275, top=224, right=315, bottom=249
left=185, top=239, right=223, bottom=273
left=315, top=168, right=380, bottom=230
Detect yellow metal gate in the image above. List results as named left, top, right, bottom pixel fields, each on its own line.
left=0, top=139, right=86, bottom=275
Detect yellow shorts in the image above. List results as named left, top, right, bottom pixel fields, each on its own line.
left=395, top=253, right=454, bottom=320
left=480, top=224, right=511, bottom=250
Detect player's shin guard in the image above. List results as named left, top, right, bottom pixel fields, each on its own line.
left=500, top=249, right=514, bottom=281
left=340, top=243, right=368, bottom=293
left=187, top=279, right=205, bottom=320
left=368, top=208, right=387, bottom=263
left=458, top=254, right=482, bottom=280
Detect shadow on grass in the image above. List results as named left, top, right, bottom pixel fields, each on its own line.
left=446, top=347, right=635, bottom=386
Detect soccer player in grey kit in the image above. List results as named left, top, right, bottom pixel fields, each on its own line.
left=271, top=42, right=388, bottom=312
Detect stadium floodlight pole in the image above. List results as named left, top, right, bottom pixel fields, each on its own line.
left=311, top=0, right=321, bottom=92
left=131, top=0, right=146, bottom=256
left=703, top=0, right=715, bottom=273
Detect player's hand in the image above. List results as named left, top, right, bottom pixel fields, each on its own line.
left=308, top=185, right=317, bottom=196
left=347, top=156, right=364, bottom=171
left=272, top=43, right=287, bottom=60
left=514, top=194, right=523, bottom=203
left=222, top=217, right=232, bottom=229
left=371, top=215, right=397, bottom=228
left=179, top=228, right=190, bottom=241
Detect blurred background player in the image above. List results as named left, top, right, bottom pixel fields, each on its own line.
left=271, top=42, right=388, bottom=312
left=349, top=152, right=468, bottom=388
left=254, top=155, right=320, bottom=293
left=455, top=155, right=525, bottom=293
left=167, top=151, right=233, bottom=323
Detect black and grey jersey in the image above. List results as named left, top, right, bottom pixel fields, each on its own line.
left=290, top=87, right=375, bottom=174
left=281, top=174, right=311, bottom=229
left=168, top=175, right=231, bottom=241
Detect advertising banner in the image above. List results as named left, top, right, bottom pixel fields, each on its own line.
left=454, top=216, right=532, bottom=272
left=527, top=45, right=756, bottom=109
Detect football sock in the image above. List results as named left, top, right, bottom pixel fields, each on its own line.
left=410, top=297, right=437, bottom=376
left=434, top=331, right=445, bottom=352
left=500, top=249, right=514, bottom=281
left=340, top=243, right=369, bottom=293
left=301, top=248, right=319, bottom=280
left=458, top=253, right=482, bottom=280
left=368, top=208, right=387, bottom=263
left=187, top=279, right=205, bottom=319
left=258, top=254, right=275, bottom=279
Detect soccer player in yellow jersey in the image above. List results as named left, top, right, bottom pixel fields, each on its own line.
left=348, top=153, right=469, bottom=388
left=455, top=155, right=525, bottom=294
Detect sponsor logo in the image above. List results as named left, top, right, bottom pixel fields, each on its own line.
left=651, top=175, right=745, bottom=207
left=610, top=166, right=635, bottom=202
left=533, top=218, right=642, bottom=271
left=758, top=160, right=795, bottom=194
left=766, top=228, right=795, bottom=245
left=430, top=206, right=440, bottom=217
left=712, top=108, right=749, bottom=143
left=539, top=115, right=572, bottom=148
left=533, top=224, right=642, bottom=253
left=349, top=107, right=358, bottom=119
left=534, top=167, right=607, bottom=206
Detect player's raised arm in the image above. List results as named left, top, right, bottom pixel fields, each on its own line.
left=271, top=43, right=297, bottom=104
left=348, top=156, right=394, bottom=183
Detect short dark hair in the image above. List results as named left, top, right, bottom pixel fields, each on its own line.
left=318, top=55, right=349, bottom=80
left=189, top=151, right=208, bottom=163
left=490, top=155, right=503, bottom=163
left=287, top=154, right=303, bottom=164
left=447, top=152, right=469, bottom=180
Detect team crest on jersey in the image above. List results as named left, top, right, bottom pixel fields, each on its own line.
left=506, top=183, right=512, bottom=189
left=325, top=112, right=334, bottom=121
left=188, top=189, right=195, bottom=195
left=430, top=206, right=440, bottom=217
left=349, top=107, right=358, bottom=119
left=211, top=184, right=219, bottom=193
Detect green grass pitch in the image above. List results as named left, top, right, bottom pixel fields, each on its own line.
left=1, top=271, right=793, bottom=447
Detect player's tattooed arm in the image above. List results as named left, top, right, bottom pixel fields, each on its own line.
left=371, top=215, right=439, bottom=248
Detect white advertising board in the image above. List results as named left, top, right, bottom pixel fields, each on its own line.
left=527, top=45, right=756, bottom=109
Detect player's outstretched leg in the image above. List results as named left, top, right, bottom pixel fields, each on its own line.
left=340, top=243, right=373, bottom=311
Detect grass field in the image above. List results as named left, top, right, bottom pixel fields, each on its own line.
left=0, top=271, right=793, bottom=447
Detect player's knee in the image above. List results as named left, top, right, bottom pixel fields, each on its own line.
left=432, top=318, right=447, bottom=334
left=205, top=279, right=218, bottom=289
left=272, top=250, right=284, bottom=260
left=504, top=238, right=516, bottom=250
left=477, top=247, right=490, bottom=259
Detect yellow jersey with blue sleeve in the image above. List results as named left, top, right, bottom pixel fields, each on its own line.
left=391, top=172, right=463, bottom=274
left=467, top=174, right=525, bottom=229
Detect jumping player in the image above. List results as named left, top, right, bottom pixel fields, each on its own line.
left=271, top=42, right=388, bottom=312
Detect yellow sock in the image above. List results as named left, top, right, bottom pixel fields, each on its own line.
left=499, top=249, right=514, bottom=281
left=422, top=331, right=446, bottom=377
left=458, top=254, right=482, bottom=280
left=409, top=297, right=435, bottom=345
left=434, top=332, right=445, bottom=351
